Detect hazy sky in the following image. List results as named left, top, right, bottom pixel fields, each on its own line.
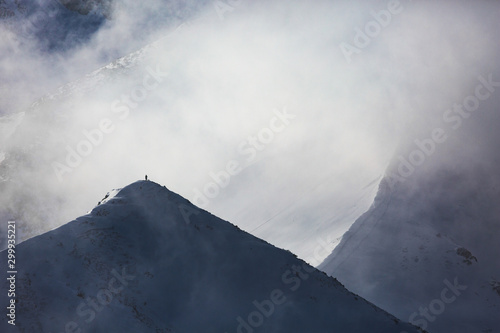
left=1, top=0, right=499, bottom=263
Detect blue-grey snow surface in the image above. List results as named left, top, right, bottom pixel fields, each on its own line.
left=1, top=180, right=420, bottom=333
left=319, top=168, right=500, bottom=333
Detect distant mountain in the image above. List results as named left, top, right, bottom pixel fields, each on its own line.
left=319, top=146, right=500, bottom=332
left=0, top=0, right=210, bottom=52
left=0, top=0, right=108, bottom=51
left=58, top=0, right=114, bottom=16
left=0, top=180, right=420, bottom=332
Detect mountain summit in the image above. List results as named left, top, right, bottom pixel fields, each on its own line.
left=1, top=180, right=419, bottom=333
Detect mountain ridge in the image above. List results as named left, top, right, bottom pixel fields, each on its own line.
left=319, top=163, right=500, bottom=333
left=0, top=180, right=420, bottom=333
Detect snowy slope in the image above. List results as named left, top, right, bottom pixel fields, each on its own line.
left=319, top=162, right=500, bottom=333
left=0, top=180, right=420, bottom=333
left=317, top=63, right=500, bottom=333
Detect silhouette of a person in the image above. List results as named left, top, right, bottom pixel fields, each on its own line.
left=145, top=175, right=148, bottom=181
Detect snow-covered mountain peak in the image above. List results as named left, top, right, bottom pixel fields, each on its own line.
left=88, top=180, right=201, bottom=228
left=1, top=180, right=421, bottom=333
left=93, top=180, right=180, bottom=208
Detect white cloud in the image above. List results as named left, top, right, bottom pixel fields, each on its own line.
left=1, top=0, right=499, bottom=262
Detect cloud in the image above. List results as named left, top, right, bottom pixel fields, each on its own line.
left=1, top=0, right=499, bottom=263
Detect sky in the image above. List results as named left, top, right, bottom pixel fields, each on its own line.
left=0, top=0, right=499, bottom=264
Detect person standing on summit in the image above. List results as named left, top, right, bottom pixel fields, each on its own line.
left=145, top=175, right=148, bottom=181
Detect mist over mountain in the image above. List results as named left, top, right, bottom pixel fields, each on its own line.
left=0, top=0, right=212, bottom=116
left=319, top=82, right=500, bottom=332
